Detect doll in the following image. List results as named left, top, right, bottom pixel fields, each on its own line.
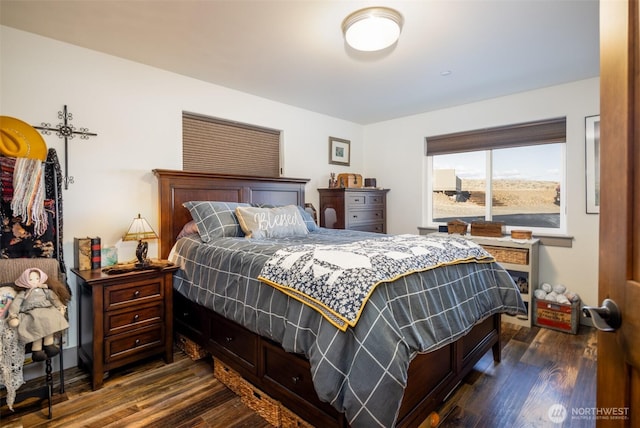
left=7, top=268, right=71, bottom=361
left=0, top=285, right=16, bottom=318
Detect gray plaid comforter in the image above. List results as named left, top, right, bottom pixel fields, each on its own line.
left=170, top=229, right=525, bottom=427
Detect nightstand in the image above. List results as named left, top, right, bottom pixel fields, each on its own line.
left=72, top=264, right=178, bottom=390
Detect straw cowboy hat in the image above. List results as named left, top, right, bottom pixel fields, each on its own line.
left=0, top=116, right=47, bottom=161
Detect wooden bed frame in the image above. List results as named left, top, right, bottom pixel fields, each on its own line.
left=154, top=169, right=501, bottom=427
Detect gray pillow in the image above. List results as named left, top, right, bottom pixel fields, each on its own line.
left=235, top=205, right=309, bottom=239
left=183, top=201, right=250, bottom=242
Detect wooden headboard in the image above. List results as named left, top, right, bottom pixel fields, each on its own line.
left=153, top=169, right=309, bottom=259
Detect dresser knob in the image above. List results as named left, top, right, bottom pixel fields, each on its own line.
left=134, top=339, right=141, bottom=346
left=291, top=376, right=301, bottom=384
left=133, top=314, right=140, bottom=321
left=133, top=290, right=141, bottom=298
left=225, top=336, right=233, bottom=343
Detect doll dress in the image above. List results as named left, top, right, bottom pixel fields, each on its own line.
left=13, top=287, right=68, bottom=343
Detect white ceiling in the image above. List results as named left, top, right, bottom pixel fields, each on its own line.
left=0, top=0, right=599, bottom=124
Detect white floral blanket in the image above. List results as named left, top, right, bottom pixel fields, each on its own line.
left=258, top=233, right=494, bottom=330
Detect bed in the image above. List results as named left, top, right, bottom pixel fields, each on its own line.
left=153, top=169, right=525, bottom=428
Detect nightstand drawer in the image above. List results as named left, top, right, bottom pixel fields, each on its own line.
left=104, top=278, right=163, bottom=310
left=105, top=303, right=164, bottom=336
left=105, top=324, right=164, bottom=363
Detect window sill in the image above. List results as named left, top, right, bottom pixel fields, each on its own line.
left=416, top=226, right=574, bottom=248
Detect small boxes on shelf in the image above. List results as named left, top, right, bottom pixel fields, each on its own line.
left=447, top=219, right=468, bottom=235
left=470, top=221, right=505, bottom=237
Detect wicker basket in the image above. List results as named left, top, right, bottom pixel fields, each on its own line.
left=280, top=404, right=314, bottom=428
left=240, top=381, right=281, bottom=427
left=176, top=333, right=208, bottom=360
left=481, top=245, right=529, bottom=265
left=213, top=359, right=245, bottom=396
left=213, top=358, right=281, bottom=426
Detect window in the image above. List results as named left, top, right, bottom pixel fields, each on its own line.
left=426, top=118, right=566, bottom=233
left=182, top=112, right=281, bottom=177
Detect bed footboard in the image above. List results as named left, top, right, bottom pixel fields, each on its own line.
left=174, top=293, right=501, bottom=428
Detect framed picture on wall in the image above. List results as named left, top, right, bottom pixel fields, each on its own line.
left=329, top=137, right=350, bottom=166
left=585, top=115, right=600, bottom=214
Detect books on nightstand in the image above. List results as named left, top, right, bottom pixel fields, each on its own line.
left=74, top=237, right=101, bottom=270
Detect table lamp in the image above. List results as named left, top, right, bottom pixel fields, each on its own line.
left=122, top=214, right=158, bottom=267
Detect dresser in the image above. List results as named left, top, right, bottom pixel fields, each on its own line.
left=72, top=265, right=178, bottom=389
left=318, top=188, right=389, bottom=233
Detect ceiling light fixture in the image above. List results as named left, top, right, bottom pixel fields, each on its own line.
left=342, top=7, right=404, bottom=52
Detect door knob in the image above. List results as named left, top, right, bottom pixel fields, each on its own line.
left=582, top=298, right=621, bottom=331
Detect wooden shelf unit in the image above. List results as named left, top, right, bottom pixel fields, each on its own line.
left=468, top=236, right=539, bottom=327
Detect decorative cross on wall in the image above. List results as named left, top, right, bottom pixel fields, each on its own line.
left=34, top=105, right=98, bottom=189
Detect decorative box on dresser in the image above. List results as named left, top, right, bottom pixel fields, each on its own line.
left=318, top=187, right=390, bottom=233
left=72, top=265, right=178, bottom=390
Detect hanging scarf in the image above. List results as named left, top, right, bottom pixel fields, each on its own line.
left=11, top=157, right=47, bottom=236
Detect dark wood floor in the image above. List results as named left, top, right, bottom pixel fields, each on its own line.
left=1, top=322, right=596, bottom=428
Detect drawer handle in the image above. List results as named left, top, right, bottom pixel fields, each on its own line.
left=182, top=312, right=189, bottom=318
left=134, top=338, right=141, bottom=346
left=354, top=198, right=361, bottom=202
left=133, top=314, right=140, bottom=321
left=291, top=376, right=301, bottom=384
left=133, top=290, right=141, bottom=298
left=352, top=215, right=358, bottom=219
left=225, top=336, right=234, bottom=343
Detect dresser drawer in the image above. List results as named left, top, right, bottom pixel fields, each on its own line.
left=105, top=302, right=163, bottom=336
left=105, top=324, right=164, bottom=363
left=347, top=193, right=383, bottom=206
left=350, top=223, right=384, bottom=233
left=210, top=315, right=258, bottom=368
left=104, top=278, right=163, bottom=311
left=347, top=209, right=383, bottom=225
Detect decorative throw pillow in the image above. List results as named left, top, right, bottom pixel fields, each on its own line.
left=183, top=201, right=250, bottom=242
left=176, top=220, right=200, bottom=240
left=236, top=205, right=309, bottom=239
left=252, top=203, right=318, bottom=232
left=297, top=206, right=319, bottom=232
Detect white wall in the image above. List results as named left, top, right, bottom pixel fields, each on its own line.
left=363, top=78, right=600, bottom=308
left=0, top=26, right=363, bottom=352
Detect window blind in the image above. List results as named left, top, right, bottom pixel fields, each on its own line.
left=425, top=117, right=566, bottom=156
left=182, top=112, right=281, bottom=177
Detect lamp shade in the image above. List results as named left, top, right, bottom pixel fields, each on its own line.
left=122, top=214, right=158, bottom=242
left=342, top=7, right=403, bottom=52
